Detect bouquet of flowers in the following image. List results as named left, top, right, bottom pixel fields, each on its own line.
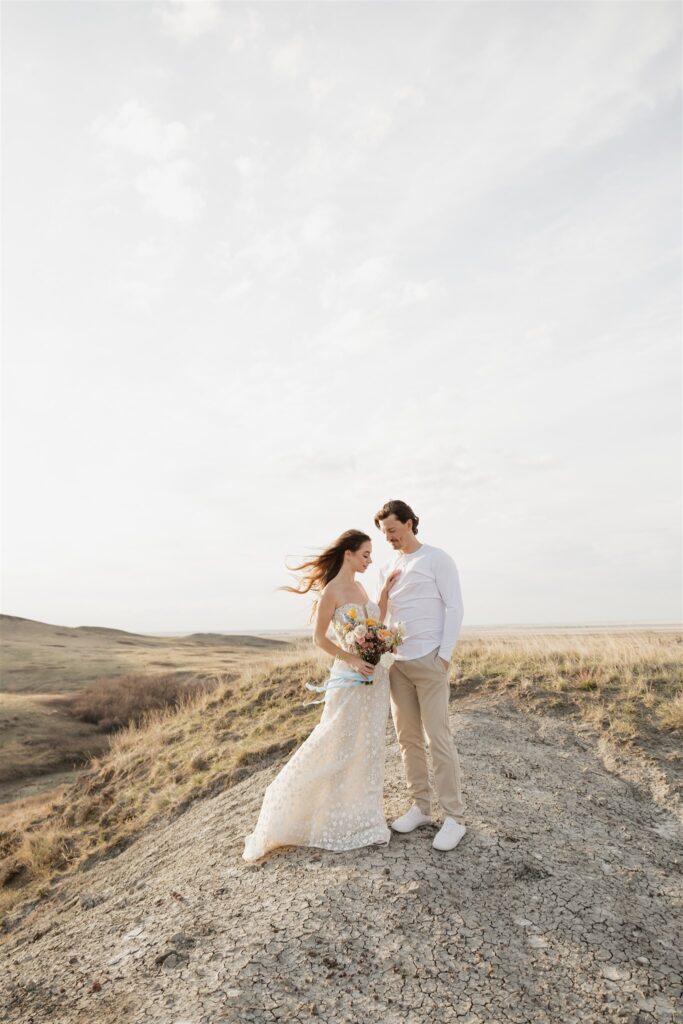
left=336, top=607, right=406, bottom=683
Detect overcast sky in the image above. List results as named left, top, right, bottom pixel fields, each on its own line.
left=1, top=1, right=681, bottom=633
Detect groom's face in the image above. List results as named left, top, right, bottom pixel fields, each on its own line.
left=380, top=514, right=412, bottom=550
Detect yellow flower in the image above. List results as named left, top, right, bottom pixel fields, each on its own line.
left=347, top=607, right=358, bottom=619
left=366, top=617, right=378, bottom=627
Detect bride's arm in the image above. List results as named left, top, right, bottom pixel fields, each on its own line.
left=312, top=589, right=352, bottom=663
left=377, top=584, right=388, bottom=623
left=377, top=569, right=400, bottom=622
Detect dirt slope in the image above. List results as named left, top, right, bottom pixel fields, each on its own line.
left=1, top=700, right=681, bottom=1024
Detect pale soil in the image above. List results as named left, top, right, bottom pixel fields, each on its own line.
left=1, top=696, right=681, bottom=1024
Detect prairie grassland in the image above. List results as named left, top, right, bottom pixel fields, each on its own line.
left=458, top=627, right=682, bottom=740
left=0, top=642, right=328, bottom=923
left=0, top=613, right=289, bottom=695
left=0, top=613, right=290, bottom=795
left=0, top=628, right=680, bottom=927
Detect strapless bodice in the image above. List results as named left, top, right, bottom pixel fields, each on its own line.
left=333, top=600, right=380, bottom=623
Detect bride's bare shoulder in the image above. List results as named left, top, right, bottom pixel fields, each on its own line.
left=319, top=581, right=343, bottom=607
left=320, top=580, right=360, bottom=611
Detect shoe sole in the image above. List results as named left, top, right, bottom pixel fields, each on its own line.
left=391, top=820, right=433, bottom=833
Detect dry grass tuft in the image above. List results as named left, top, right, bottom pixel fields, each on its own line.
left=66, top=672, right=220, bottom=731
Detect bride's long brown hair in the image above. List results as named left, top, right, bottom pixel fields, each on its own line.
left=281, top=529, right=371, bottom=621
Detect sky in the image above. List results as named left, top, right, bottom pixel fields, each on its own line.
left=1, top=0, right=681, bottom=633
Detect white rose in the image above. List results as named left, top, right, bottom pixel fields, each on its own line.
left=353, top=624, right=366, bottom=640
left=380, top=652, right=396, bottom=668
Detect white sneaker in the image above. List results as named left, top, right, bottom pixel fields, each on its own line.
left=391, top=804, right=433, bottom=833
left=432, top=817, right=467, bottom=851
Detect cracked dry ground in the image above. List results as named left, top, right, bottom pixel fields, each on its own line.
left=1, top=699, right=681, bottom=1024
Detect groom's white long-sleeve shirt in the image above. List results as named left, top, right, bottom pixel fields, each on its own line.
left=376, top=543, right=464, bottom=662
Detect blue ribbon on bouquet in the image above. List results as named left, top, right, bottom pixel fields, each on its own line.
left=302, top=665, right=375, bottom=706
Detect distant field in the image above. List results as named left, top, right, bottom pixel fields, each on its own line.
left=0, top=614, right=291, bottom=694
left=0, top=614, right=292, bottom=801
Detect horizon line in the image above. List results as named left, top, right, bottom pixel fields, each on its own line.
left=1, top=611, right=681, bottom=636
left=148, top=619, right=682, bottom=637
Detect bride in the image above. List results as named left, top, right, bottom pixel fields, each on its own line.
left=243, top=529, right=400, bottom=863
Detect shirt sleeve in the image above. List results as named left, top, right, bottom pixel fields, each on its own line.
left=433, top=549, right=464, bottom=660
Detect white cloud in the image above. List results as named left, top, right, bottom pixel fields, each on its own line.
left=309, top=75, right=337, bottom=106
left=106, top=237, right=183, bottom=313
left=229, top=8, right=263, bottom=52
left=291, top=135, right=339, bottom=181
left=158, top=1, right=223, bottom=42
left=91, top=101, right=204, bottom=224
left=91, top=100, right=187, bottom=161
left=219, top=276, right=254, bottom=304
left=393, top=84, right=426, bottom=110
left=395, top=279, right=442, bottom=306
left=136, top=159, right=205, bottom=224
left=233, top=155, right=254, bottom=178
left=219, top=207, right=341, bottom=291
left=270, top=34, right=306, bottom=79
left=234, top=227, right=300, bottom=279
left=300, top=205, right=339, bottom=251
left=353, top=104, right=394, bottom=148
left=321, top=257, right=391, bottom=310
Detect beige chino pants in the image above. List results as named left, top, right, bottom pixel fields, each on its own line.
left=389, top=647, right=466, bottom=824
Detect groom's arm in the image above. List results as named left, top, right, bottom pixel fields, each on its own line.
left=434, top=550, right=464, bottom=662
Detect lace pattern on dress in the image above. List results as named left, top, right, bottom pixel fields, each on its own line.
left=243, top=600, right=391, bottom=861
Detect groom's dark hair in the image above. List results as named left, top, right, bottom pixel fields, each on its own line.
left=374, top=500, right=419, bottom=535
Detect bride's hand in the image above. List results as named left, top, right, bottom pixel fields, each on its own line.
left=346, top=656, right=375, bottom=678
left=382, top=569, right=401, bottom=594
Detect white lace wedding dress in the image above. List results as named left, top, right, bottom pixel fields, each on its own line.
left=243, top=600, right=392, bottom=862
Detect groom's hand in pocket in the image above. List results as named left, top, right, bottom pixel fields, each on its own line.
left=438, top=656, right=449, bottom=670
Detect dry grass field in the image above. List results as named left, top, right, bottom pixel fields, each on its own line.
left=0, top=614, right=290, bottom=800
left=0, top=619, right=680, bottom=929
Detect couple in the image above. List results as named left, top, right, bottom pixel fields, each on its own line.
left=243, top=499, right=466, bottom=863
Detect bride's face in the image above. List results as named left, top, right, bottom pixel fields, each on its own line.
left=348, top=542, right=372, bottom=573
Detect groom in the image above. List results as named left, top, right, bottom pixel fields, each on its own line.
left=375, top=499, right=467, bottom=851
